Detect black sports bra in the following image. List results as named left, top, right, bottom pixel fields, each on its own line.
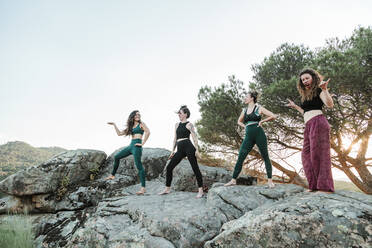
left=176, top=122, right=190, bottom=139
left=301, top=88, right=324, bottom=113
left=244, top=105, right=261, bottom=124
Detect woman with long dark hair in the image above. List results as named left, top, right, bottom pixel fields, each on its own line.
left=158, top=105, right=204, bottom=198
left=106, top=110, right=150, bottom=195
left=287, top=68, right=334, bottom=193
left=224, top=91, right=277, bottom=188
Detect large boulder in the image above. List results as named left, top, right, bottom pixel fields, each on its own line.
left=0, top=149, right=107, bottom=196
left=34, top=181, right=225, bottom=248
left=0, top=148, right=170, bottom=213
left=159, top=160, right=257, bottom=192
left=33, top=183, right=308, bottom=248
left=205, top=190, right=372, bottom=248
left=206, top=183, right=305, bottom=221
left=100, top=147, right=170, bottom=180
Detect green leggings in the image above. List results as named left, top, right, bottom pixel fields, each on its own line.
left=233, top=124, right=272, bottom=179
left=111, top=139, right=146, bottom=187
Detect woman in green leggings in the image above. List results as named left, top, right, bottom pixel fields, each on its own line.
left=105, top=110, right=150, bottom=195
left=224, top=91, right=277, bottom=188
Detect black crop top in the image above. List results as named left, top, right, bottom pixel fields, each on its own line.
left=244, top=105, right=262, bottom=124
left=300, top=88, right=324, bottom=113
left=176, top=122, right=190, bottom=139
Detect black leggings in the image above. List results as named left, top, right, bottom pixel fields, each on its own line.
left=166, top=139, right=203, bottom=187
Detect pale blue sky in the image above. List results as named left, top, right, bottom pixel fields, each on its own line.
left=1, top=0, right=371, bottom=180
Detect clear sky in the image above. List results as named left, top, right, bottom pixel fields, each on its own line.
left=0, top=0, right=371, bottom=180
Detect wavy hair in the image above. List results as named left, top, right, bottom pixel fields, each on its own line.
left=297, top=68, right=323, bottom=102
left=123, top=110, right=141, bottom=136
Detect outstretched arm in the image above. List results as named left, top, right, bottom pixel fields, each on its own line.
left=258, top=107, right=277, bottom=126
left=286, top=99, right=304, bottom=115
left=107, top=122, right=124, bottom=136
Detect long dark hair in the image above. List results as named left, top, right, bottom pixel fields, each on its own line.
left=297, top=68, right=323, bottom=102
left=178, top=105, right=190, bottom=118
left=123, top=110, right=140, bottom=136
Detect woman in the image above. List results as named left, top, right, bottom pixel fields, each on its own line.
left=224, top=91, right=277, bottom=188
left=287, top=68, right=334, bottom=193
left=158, top=105, right=204, bottom=198
left=106, top=110, right=150, bottom=195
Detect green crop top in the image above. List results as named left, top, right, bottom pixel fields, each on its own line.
left=132, top=124, right=144, bottom=135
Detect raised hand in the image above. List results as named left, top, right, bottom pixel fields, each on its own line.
left=286, top=99, right=296, bottom=108
left=319, top=78, right=331, bottom=90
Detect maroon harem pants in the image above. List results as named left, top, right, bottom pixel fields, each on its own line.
left=302, top=115, right=334, bottom=192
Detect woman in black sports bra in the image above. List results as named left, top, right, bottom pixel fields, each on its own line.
left=224, top=91, right=277, bottom=187
left=158, top=105, right=204, bottom=198
left=287, top=68, right=334, bottom=193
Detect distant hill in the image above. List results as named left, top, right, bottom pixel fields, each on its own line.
left=0, top=141, right=67, bottom=182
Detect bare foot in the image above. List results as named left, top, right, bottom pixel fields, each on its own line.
left=267, top=182, right=275, bottom=188
left=224, top=180, right=236, bottom=187
left=158, top=188, right=170, bottom=195
left=196, top=192, right=204, bottom=198
left=136, top=188, right=146, bottom=195
left=105, top=175, right=115, bottom=180
left=307, top=189, right=317, bottom=192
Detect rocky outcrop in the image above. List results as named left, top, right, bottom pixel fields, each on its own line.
left=0, top=148, right=170, bottom=213
left=0, top=150, right=106, bottom=196
left=205, top=189, right=372, bottom=248
left=1, top=148, right=371, bottom=248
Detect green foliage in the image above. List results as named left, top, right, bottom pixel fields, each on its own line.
left=56, top=176, right=70, bottom=201
left=0, top=141, right=67, bottom=182
left=0, top=214, right=34, bottom=248
left=89, top=166, right=100, bottom=180
left=196, top=75, right=248, bottom=151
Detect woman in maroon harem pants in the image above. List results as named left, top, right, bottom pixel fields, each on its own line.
left=287, top=68, right=335, bottom=193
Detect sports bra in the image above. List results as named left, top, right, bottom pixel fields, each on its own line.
left=132, top=123, right=144, bottom=135
left=244, top=105, right=261, bottom=124
left=300, top=88, right=324, bottom=113
left=176, top=122, right=190, bottom=139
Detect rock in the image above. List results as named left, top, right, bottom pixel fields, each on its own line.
left=206, top=183, right=304, bottom=221
left=100, top=147, right=170, bottom=180
left=0, top=149, right=107, bottom=196
left=0, top=195, right=32, bottom=214
left=2, top=147, right=371, bottom=248
left=96, top=147, right=170, bottom=196
left=205, top=190, right=372, bottom=248
left=34, top=181, right=226, bottom=248
left=158, top=160, right=257, bottom=192
left=0, top=148, right=170, bottom=214
left=33, top=210, right=91, bottom=248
